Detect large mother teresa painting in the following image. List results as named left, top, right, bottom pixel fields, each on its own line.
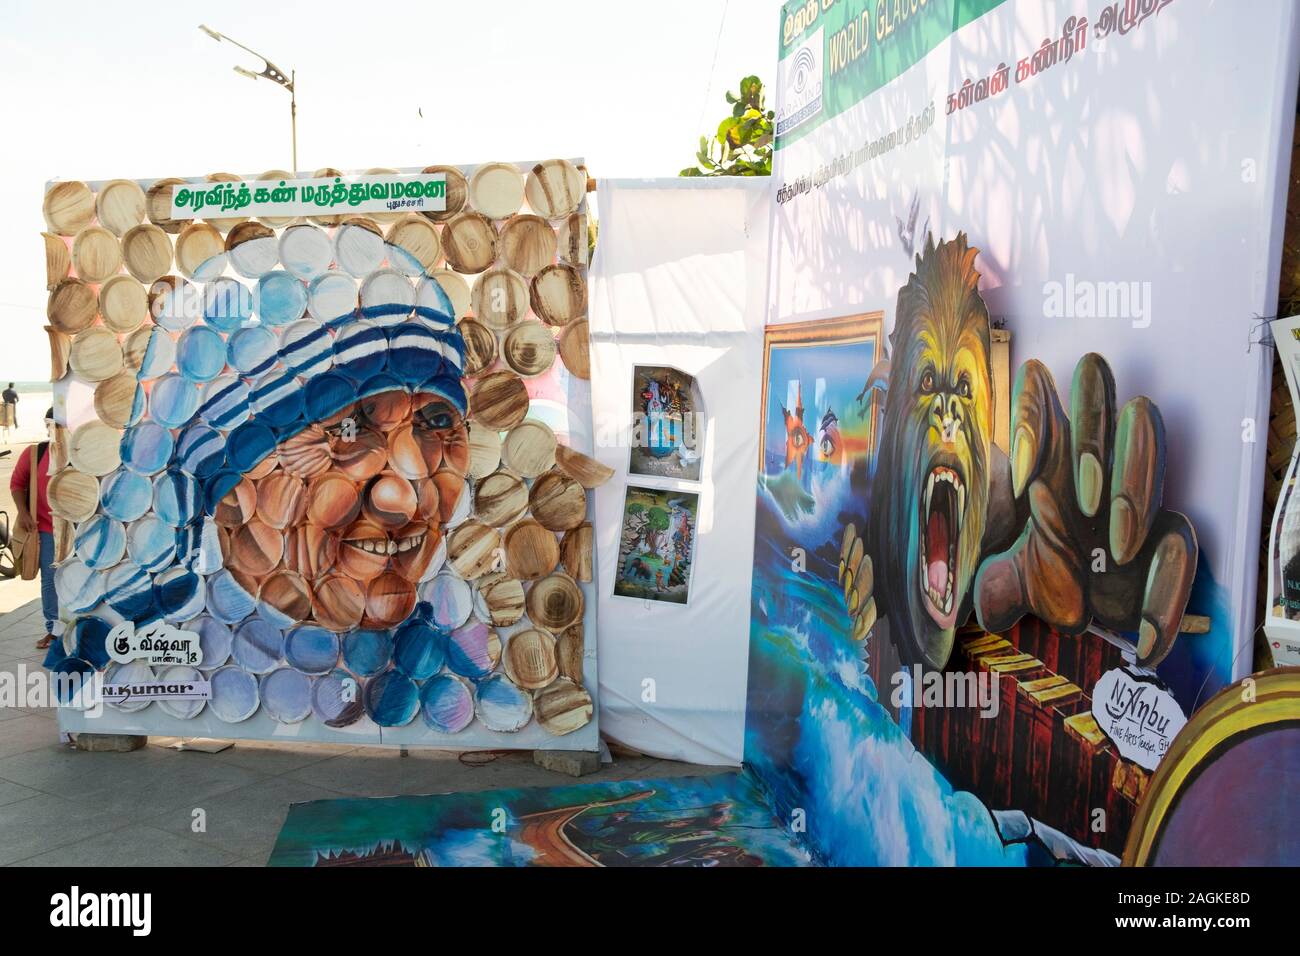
left=50, top=163, right=597, bottom=748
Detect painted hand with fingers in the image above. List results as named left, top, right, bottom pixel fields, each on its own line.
left=973, top=353, right=1198, bottom=668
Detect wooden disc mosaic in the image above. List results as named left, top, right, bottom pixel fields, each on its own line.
left=560, top=522, right=594, bottom=582
left=502, top=419, right=557, bottom=478
left=503, top=627, right=558, bottom=690
left=525, top=159, right=586, bottom=219
left=72, top=226, right=122, bottom=283
left=504, top=519, right=560, bottom=581
left=502, top=321, right=556, bottom=376
left=459, top=318, right=498, bottom=375
left=466, top=424, right=502, bottom=480
left=43, top=181, right=95, bottom=235
left=530, top=263, right=586, bottom=326
left=69, top=327, right=124, bottom=382
left=559, top=319, right=591, bottom=378
left=477, top=572, right=526, bottom=627
left=469, top=162, right=525, bottom=219
left=175, top=222, right=227, bottom=279
left=42, top=233, right=70, bottom=289
left=499, top=214, right=557, bottom=276
left=470, top=371, right=529, bottom=430
left=122, top=223, right=173, bottom=283
left=49, top=469, right=101, bottom=522
left=441, top=211, right=497, bottom=274
left=553, top=444, right=614, bottom=488
left=94, top=372, right=141, bottom=428
left=429, top=268, right=471, bottom=319
left=471, top=269, right=529, bottom=331
left=447, top=520, right=503, bottom=579
left=68, top=421, right=122, bottom=476
left=556, top=213, right=588, bottom=266
left=99, top=275, right=148, bottom=333
left=556, top=625, right=584, bottom=682
left=533, top=677, right=593, bottom=735
left=529, top=470, right=587, bottom=531
left=145, top=178, right=186, bottom=234
left=474, top=470, right=529, bottom=526
left=420, top=165, right=468, bottom=222
left=525, top=573, right=584, bottom=631
left=95, top=179, right=147, bottom=237
left=386, top=215, right=441, bottom=275
left=47, top=278, right=98, bottom=334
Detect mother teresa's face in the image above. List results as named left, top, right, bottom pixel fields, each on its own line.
left=222, top=390, right=469, bottom=630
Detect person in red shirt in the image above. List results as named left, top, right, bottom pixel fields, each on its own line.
left=12, top=409, right=56, bottom=648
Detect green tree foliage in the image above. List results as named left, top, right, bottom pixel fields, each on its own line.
left=680, top=75, right=773, bottom=178
left=646, top=506, right=671, bottom=532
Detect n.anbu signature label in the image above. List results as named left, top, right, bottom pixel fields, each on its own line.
left=1091, top=667, right=1187, bottom=771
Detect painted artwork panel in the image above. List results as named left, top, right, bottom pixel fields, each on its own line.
left=268, top=772, right=811, bottom=867
left=612, top=486, right=698, bottom=605
left=629, top=365, right=703, bottom=481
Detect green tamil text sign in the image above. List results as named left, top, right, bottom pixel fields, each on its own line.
left=170, top=172, right=448, bottom=220
left=774, top=0, right=1007, bottom=148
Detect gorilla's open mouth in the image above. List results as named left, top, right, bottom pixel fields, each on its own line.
left=918, top=459, right=966, bottom=628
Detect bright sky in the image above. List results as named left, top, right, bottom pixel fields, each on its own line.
left=0, top=0, right=774, bottom=382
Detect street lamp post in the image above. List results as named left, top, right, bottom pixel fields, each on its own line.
left=199, top=25, right=298, bottom=173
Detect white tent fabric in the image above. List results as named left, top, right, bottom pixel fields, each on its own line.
left=588, top=177, right=769, bottom=766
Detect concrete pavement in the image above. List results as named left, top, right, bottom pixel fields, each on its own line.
left=0, top=595, right=719, bottom=866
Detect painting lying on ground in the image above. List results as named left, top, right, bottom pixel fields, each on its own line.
left=42, top=160, right=602, bottom=751
left=268, top=772, right=811, bottom=867
left=613, top=486, right=698, bottom=605
left=629, top=365, right=703, bottom=481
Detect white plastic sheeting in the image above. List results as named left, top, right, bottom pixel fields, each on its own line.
left=588, top=177, right=769, bottom=766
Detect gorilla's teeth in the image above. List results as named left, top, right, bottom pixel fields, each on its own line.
left=925, top=472, right=934, bottom=516
left=957, top=484, right=966, bottom=529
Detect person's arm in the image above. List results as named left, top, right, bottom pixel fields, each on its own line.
left=10, top=447, right=33, bottom=532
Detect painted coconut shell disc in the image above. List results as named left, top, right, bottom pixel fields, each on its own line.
left=209, top=665, right=260, bottom=723
left=557, top=624, right=584, bottom=682
left=154, top=566, right=206, bottom=623
left=468, top=162, right=524, bottom=220
left=560, top=522, right=594, bottom=582
left=559, top=319, right=591, bottom=379
left=334, top=218, right=386, bottom=278
left=95, top=372, right=144, bottom=429
left=104, top=562, right=152, bottom=619
left=284, top=625, right=341, bottom=676
left=554, top=445, right=614, bottom=488
left=280, top=223, right=334, bottom=281
left=499, top=214, right=556, bottom=276
left=145, top=178, right=186, bottom=234
left=471, top=269, right=529, bottom=331
left=75, top=515, right=126, bottom=570
left=392, top=621, right=447, bottom=680
left=447, top=521, right=502, bottom=580
left=359, top=268, right=415, bottom=324
left=226, top=221, right=280, bottom=278
left=525, top=573, right=584, bottom=631
left=69, top=327, right=123, bottom=382
left=386, top=215, right=441, bottom=276
left=184, top=615, right=233, bottom=671
left=47, top=326, right=72, bottom=380
left=534, top=677, right=593, bottom=736
left=311, top=668, right=365, bottom=727
left=55, top=559, right=105, bottom=614
left=69, top=421, right=121, bottom=476
left=312, top=573, right=366, bottom=632
left=100, top=467, right=153, bottom=522
left=203, top=276, right=255, bottom=333
left=149, top=373, right=200, bottom=428
left=529, top=470, right=587, bottom=532
left=502, top=419, right=557, bottom=478
left=308, top=271, right=358, bottom=325
left=148, top=276, right=197, bottom=332
left=48, top=468, right=100, bottom=522
left=466, top=424, right=502, bottom=480
left=470, top=371, right=529, bottom=430
left=363, top=572, right=417, bottom=629
left=306, top=473, right=361, bottom=530
left=199, top=375, right=250, bottom=430
left=227, top=324, right=279, bottom=377
left=459, top=318, right=498, bottom=376
left=425, top=572, right=474, bottom=629
left=47, top=278, right=97, bottom=334
left=504, top=519, right=560, bottom=581
left=96, top=179, right=147, bottom=237
left=474, top=673, right=533, bottom=732
left=74, top=618, right=112, bottom=669
left=420, top=673, right=475, bottom=734
left=525, top=159, right=586, bottom=219
left=177, top=326, right=227, bottom=383
left=72, top=226, right=123, bottom=283
left=447, top=618, right=502, bottom=681
left=531, top=263, right=586, bottom=327
left=207, top=569, right=257, bottom=625
left=279, top=319, right=334, bottom=378
left=420, top=165, right=468, bottom=222
left=43, top=232, right=71, bottom=290
left=260, top=570, right=314, bottom=627
left=43, top=181, right=96, bottom=235
left=503, top=627, right=559, bottom=690
left=128, top=515, right=176, bottom=574
left=100, top=275, right=148, bottom=333
left=103, top=661, right=156, bottom=713
left=502, top=321, right=556, bottom=377
left=474, top=471, right=528, bottom=526
left=227, top=519, right=284, bottom=577
left=342, top=629, right=392, bottom=677
left=129, top=327, right=176, bottom=380
left=556, top=212, right=588, bottom=267
left=260, top=667, right=313, bottom=723
left=429, top=269, right=471, bottom=319
left=152, top=469, right=200, bottom=526
left=475, top=572, right=526, bottom=627
left=157, top=665, right=207, bottom=720
left=121, top=223, right=173, bottom=283
left=175, top=222, right=227, bottom=280
left=441, top=212, right=497, bottom=274
left=256, top=472, right=307, bottom=530
left=51, top=657, right=96, bottom=709
left=363, top=670, right=420, bottom=727
left=232, top=617, right=284, bottom=674
left=257, top=270, right=309, bottom=327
